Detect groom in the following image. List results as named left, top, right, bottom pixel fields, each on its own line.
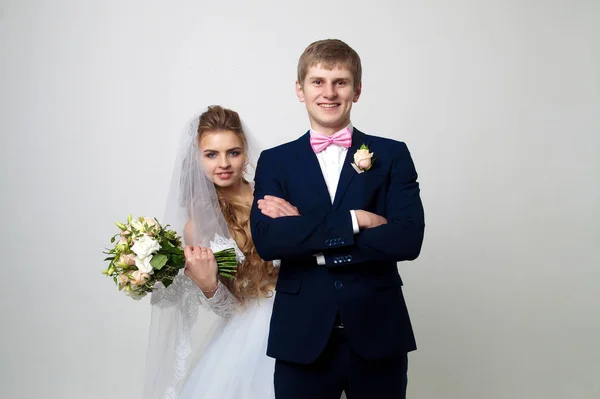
left=250, top=39, right=425, bottom=398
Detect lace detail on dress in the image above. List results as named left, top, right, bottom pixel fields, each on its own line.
left=148, top=233, right=243, bottom=398
left=209, top=234, right=245, bottom=263
left=150, top=270, right=195, bottom=307
left=149, top=271, right=202, bottom=399
left=198, top=281, right=239, bottom=318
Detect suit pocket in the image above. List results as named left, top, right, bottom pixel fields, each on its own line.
left=275, top=279, right=302, bottom=294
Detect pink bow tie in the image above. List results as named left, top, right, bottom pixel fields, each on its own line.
left=310, top=128, right=352, bottom=153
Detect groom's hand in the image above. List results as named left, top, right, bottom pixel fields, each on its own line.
left=355, top=210, right=388, bottom=230
left=257, top=195, right=300, bottom=218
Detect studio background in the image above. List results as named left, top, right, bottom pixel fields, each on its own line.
left=1, top=1, right=598, bottom=398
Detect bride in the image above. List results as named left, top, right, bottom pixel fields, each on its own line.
left=142, top=105, right=288, bottom=398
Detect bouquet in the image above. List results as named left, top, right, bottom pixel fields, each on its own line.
left=102, top=215, right=238, bottom=299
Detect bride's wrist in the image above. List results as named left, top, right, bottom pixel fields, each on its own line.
left=199, top=278, right=219, bottom=294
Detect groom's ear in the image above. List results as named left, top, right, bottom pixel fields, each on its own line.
left=353, top=82, right=362, bottom=103
left=296, top=81, right=306, bottom=103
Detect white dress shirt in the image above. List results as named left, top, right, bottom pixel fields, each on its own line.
left=312, top=123, right=360, bottom=265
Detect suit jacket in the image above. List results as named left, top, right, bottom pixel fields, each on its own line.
left=250, top=128, right=425, bottom=364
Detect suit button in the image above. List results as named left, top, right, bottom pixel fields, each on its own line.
left=334, top=281, right=343, bottom=289
left=340, top=239, right=345, bottom=245
left=347, top=255, right=352, bottom=262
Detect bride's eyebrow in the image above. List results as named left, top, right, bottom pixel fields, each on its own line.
left=202, top=147, right=242, bottom=153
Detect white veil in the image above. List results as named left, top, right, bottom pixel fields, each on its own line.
left=141, top=112, right=260, bottom=399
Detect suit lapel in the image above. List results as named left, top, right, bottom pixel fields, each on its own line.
left=295, top=132, right=332, bottom=207
left=332, top=129, right=371, bottom=210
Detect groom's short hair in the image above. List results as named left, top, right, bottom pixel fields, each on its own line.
left=297, top=39, right=362, bottom=89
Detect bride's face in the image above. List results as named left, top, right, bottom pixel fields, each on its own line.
left=198, top=130, right=246, bottom=189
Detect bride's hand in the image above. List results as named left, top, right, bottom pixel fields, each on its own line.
left=183, top=246, right=219, bottom=293
left=257, top=195, right=300, bottom=218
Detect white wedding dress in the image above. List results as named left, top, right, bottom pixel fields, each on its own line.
left=179, top=283, right=276, bottom=399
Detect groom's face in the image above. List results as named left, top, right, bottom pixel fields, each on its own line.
left=296, top=64, right=362, bottom=136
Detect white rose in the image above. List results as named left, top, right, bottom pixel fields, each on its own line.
left=353, top=149, right=374, bottom=170
left=131, top=235, right=160, bottom=273
left=135, top=254, right=154, bottom=274
left=131, top=235, right=161, bottom=258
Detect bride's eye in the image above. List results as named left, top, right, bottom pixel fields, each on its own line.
left=228, top=150, right=241, bottom=157
left=205, top=153, right=217, bottom=159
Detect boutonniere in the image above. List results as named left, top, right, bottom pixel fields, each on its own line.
left=351, top=144, right=375, bottom=174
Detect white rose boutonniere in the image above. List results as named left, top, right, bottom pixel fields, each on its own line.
left=351, top=144, right=375, bottom=174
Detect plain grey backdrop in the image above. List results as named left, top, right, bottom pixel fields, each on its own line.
left=1, top=0, right=598, bottom=398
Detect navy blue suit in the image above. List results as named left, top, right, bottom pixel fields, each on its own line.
left=250, top=128, right=425, bottom=398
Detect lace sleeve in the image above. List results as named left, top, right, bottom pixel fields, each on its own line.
left=198, top=281, right=238, bottom=318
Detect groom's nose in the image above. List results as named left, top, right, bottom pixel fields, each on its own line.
left=323, top=83, right=337, bottom=98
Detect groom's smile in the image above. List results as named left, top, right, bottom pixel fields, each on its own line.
left=296, top=64, right=362, bottom=136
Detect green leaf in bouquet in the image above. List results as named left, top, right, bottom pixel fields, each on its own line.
left=115, top=221, right=127, bottom=230
left=110, top=237, right=116, bottom=243
left=150, top=254, right=168, bottom=270
left=162, top=276, right=175, bottom=288
left=104, top=256, right=115, bottom=261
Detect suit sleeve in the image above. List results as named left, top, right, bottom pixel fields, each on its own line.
left=322, top=142, right=425, bottom=266
left=250, top=150, right=356, bottom=261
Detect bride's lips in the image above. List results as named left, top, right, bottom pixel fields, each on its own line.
left=215, top=172, right=233, bottom=180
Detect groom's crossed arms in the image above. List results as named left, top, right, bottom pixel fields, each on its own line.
left=250, top=140, right=425, bottom=267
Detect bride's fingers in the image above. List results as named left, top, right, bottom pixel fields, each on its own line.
left=184, top=245, right=193, bottom=259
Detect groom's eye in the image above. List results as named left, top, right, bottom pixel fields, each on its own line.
left=313, top=80, right=322, bottom=85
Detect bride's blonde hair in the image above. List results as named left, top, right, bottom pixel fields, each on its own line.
left=197, top=105, right=278, bottom=299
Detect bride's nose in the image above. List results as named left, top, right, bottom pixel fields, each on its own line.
left=218, top=154, right=231, bottom=168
